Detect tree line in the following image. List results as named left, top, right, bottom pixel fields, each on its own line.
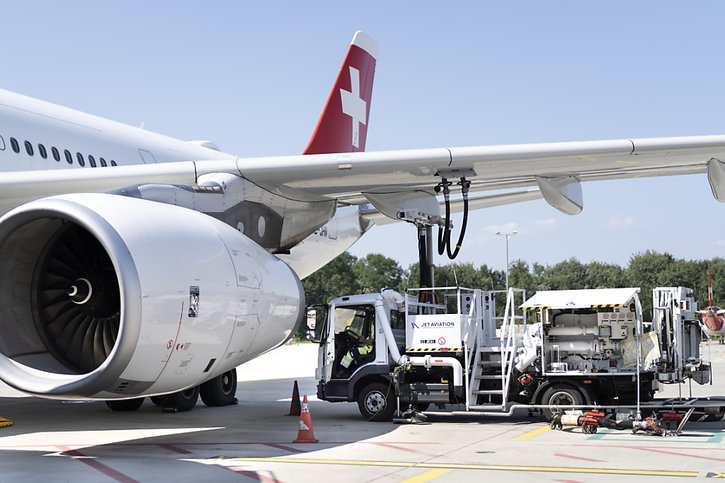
left=302, top=250, right=725, bottom=318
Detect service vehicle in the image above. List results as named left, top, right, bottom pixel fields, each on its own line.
left=310, top=285, right=714, bottom=421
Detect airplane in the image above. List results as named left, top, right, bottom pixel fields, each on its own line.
left=700, top=263, right=725, bottom=343
left=0, top=31, right=724, bottom=412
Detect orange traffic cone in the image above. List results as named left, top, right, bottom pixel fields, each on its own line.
left=287, top=380, right=301, bottom=416
left=293, top=395, right=318, bottom=443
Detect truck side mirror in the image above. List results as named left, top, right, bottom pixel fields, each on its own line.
left=306, top=308, right=317, bottom=330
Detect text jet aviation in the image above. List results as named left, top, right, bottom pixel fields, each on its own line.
left=0, top=32, right=724, bottom=411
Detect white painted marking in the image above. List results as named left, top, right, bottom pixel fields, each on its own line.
left=340, top=67, right=367, bottom=148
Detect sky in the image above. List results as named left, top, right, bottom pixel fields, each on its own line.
left=2, top=1, right=724, bottom=271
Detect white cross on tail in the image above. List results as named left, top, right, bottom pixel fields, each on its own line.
left=340, top=67, right=367, bottom=148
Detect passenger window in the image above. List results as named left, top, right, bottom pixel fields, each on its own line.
left=76, top=152, right=85, bottom=167
left=88, top=155, right=97, bottom=167
left=110, top=160, right=117, bottom=166
left=24, top=141, right=34, bottom=156
left=10, top=137, right=19, bottom=153
left=99, top=157, right=107, bottom=167
left=64, top=150, right=73, bottom=164
left=38, top=144, right=47, bottom=159
left=51, top=147, right=60, bottom=161
left=0, top=135, right=5, bottom=151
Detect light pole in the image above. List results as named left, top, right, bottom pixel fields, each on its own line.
left=496, top=230, right=518, bottom=291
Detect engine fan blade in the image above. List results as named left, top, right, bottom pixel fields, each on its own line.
left=34, top=224, right=121, bottom=373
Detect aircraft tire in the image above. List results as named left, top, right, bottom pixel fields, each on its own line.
left=106, top=398, right=145, bottom=411
left=200, top=370, right=238, bottom=407
left=158, top=386, right=199, bottom=412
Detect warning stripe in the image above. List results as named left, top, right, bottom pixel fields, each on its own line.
left=402, top=469, right=452, bottom=483
left=523, top=305, right=626, bottom=311
left=406, top=348, right=463, bottom=353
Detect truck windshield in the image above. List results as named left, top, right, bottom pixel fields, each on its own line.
left=334, top=305, right=373, bottom=338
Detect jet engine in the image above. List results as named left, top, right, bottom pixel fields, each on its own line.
left=0, top=193, right=304, bottom=399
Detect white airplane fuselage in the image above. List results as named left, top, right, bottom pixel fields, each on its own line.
left=0, top=88, right=234, bottom=173
left=0, top=87, right=367, bottom=274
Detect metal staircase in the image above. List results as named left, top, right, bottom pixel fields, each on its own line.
left=466, top=288, right=526, bottom=411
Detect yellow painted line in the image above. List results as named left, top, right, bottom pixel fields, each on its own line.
left=214, top=457, right=699, bottom=478
left=515, top=424, right=551, bottom=440
left=401, top=469, right=452, bottom=483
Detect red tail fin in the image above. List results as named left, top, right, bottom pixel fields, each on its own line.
left=304, top=31, right=377, bottom=155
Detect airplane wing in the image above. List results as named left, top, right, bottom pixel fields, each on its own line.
left=1, top=134, right=723, bottom=216
left=234, top=134, right=725, bottom=213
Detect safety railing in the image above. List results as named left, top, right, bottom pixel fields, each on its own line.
left=499, top=288, right=526, bottom=407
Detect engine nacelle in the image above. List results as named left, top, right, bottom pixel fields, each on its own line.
left=0, top=193, right=304, bottom=399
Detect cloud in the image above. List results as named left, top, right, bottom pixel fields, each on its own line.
left=716, top=239, right=725, bottom=247
left=606, top=215, right=638, bottom=230
left=480, top=219, right=557, bottom=239
left=535, top=218, right=557, bottom=231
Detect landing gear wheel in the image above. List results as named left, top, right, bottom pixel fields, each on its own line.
left=200, top=370, right=238, bottom=406
left=357, top=382, right=396, bottom=422
left=106, top=398, right=144, bottom=411
left=541, top=384, right=584, bottom=421
left=158, top=386, right=199, bottom=412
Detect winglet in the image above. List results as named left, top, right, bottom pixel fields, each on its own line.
left=303, top=31, right=378, bottom=155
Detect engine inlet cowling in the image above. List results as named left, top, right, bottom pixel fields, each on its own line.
left=0, top=193, right=303, bottom=399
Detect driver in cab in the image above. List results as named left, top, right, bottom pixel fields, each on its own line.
left=333, top=306, right=375, bottom=378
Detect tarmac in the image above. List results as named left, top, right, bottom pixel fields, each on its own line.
left=1, top=342, right=725, bottom=482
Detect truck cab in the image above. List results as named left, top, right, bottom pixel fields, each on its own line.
left=312, top=292, right=405, bottom=420
left=312, top=288, right=479, bottom=421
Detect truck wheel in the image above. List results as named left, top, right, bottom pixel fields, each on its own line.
left=541, top=384, right=584, bottom=421
left=357, top=383, right=396, bottom=422
left=158, top=386, right=199, bottom=412
left=200, top=370, right=238, bottom=406
left=106, top=398, right=144, bottom=411
left=695, top=411, right=724, bottom=422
